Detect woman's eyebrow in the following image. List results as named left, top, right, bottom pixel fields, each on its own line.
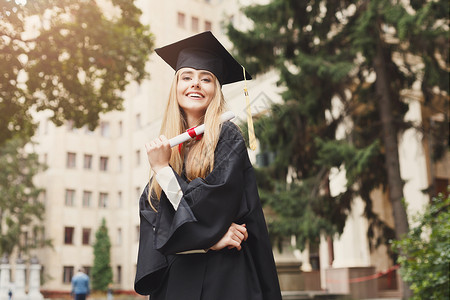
left=180, top=71, right=194, bottom=76
left=199, top=71, right=213, bottom=76
left=180, top=70, right=213, bottom=77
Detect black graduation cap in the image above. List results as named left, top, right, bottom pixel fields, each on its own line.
left=155, top=31, right=252, bottom=85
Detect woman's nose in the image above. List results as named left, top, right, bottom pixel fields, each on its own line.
left=192, top=78, right=200, bottom=87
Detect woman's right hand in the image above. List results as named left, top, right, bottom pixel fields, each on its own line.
left=209, top=223, right=248, bottom=251
left=145, top=135, right=171, bottom=173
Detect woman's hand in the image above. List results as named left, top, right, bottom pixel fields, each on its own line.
left=210, top=223, right=248, bottom=251
left=145, top=135, right=171, bottom=173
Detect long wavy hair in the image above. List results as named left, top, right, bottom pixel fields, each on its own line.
left=148, top=69, right=226, bottom=210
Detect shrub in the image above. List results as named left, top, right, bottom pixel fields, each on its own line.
left=393, top=190, right=449, bottom=299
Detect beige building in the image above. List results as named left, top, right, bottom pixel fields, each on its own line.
left=29, top=0, right=448, bottom=297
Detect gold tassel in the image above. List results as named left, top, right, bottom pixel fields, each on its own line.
left=243, top=67, right=257, bottom=150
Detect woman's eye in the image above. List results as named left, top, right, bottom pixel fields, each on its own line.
left=182, top=76, right=191, bottom=81
left=201, top=78, right=211, bottom=82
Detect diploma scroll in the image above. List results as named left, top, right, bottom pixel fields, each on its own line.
left=168, top=111, right=235, bottom=148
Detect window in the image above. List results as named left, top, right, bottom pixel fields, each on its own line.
left=42, top=228, right=47, bottom=244
left=205, top=20, right=212, bottom=31
left=63, top=266, right=74, bottom=284
left=435, top=178, right=449, bottom=196
left=43, top=119, right=49, bottom=134
left=66, top=120, right=75, bottom=132
left=136, top=150, right=141, bottom=166
left=117, top=228, right=122, bottom=245
left=116, top=265, right=122, bottom=284
left=136, top=187, right=141, bottom=200
left=23, top=231, right=29, bottom=248
left=84, top=125, right=95, bottom=135
left=83, top=266, right=91, bottom=277
left=82, top=191, right=92, bottom=207
left=177, top=12, right=186, bottom=28
left=117, top=191, right=122, bottom=208
left=32, top=230, right=38, bottom=246
left=256, top=151, right=275, bottom=168
left=99, top=192, right=108, bottom=208
left=65, top=189, right=75, bottom=206
left=191, top=16, right=199, bottom=31
left=136, top=225, right=140, bottom=242
left=118, top=156, right=123, bottom=172
left=39, top=189, right=47, bottom=205
left=100, top=121, right=110, bottom=137
left=118, top=121, right=123, bottom=137
left=83, top=154, right=92, bottom=169
left=100, top=156, right=109, bottom=171
left=66, top=152, right=76, bottom=168
left=82, top=228, right=91, bottom=245
left=136, top=114, right=141, bottom=129
left=64, top=227, right=74, bottom=245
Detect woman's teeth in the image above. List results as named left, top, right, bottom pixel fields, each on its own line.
left=188, top=93, right=202, bottom=98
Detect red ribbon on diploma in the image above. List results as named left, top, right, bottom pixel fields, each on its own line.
left=179, top=127, right=203, bottom=152
left=187, top=127, right=203, bottom=140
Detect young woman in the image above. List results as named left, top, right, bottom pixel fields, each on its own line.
left=135, top=31, right=282, bottom=300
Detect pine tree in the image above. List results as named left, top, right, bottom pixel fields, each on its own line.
left=91, top=218, right=113, bottom=291
left=228, top=1, right=448, bottom=297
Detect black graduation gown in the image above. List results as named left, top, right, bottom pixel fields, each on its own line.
left=135, top=122, right=282, bottom=300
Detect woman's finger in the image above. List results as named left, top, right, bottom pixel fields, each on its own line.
left=227, top=239, right=242, bottom=251
left=230, top=233, right=243, bottom=245
left=154, top=138, right=162, bottom=147
left=232, top=224, right=248, bottom=240
left=230, top=228, right=245, bottom=242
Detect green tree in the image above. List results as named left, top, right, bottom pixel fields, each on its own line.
left=91, top=218, right=112, bottom=291
left=0, top=136, right=51, bottom=256
left=229, top=1, right=448, bottom=297
left=0, top=0, right=153, bottom=145
left=393, top=191, right=450, bottom=299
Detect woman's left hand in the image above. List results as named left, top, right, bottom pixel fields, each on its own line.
left=209, top=223, right=248, bottom=251
left=145, top=135, right=171, bottom=173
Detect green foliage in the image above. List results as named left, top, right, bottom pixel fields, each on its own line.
left=393, top=191, right=450, bottom=299
left=91, top=218, right=113, bottom=291
left=259, top=175, right=346, bottom=251
left=315, top=138, right=381, bottom=189
left=0, top=136, right=51, bottom=256
left=228, top=0, right=448, bottom=258
left=0, top=0, right=154, bottom=145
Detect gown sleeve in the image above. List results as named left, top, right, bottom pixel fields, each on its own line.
left=134, top=185, right=170, bottom=295
left=155, top=166, right=183, bottom=210
left=154, top=122, right=248, bottom=255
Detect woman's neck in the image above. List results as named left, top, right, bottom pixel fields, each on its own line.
left=186, top=114, right=203, bottom=128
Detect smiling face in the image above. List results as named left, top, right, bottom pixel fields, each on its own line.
left=177, top=68, right=217, bottom=126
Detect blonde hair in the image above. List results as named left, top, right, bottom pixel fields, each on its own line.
left=148, top=70, right=225, bottom=210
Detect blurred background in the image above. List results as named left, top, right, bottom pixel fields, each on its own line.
left=0, top=0, right=448, bottom=299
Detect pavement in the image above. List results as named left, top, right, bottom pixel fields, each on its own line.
left=281, top=291, right=402, bottom=300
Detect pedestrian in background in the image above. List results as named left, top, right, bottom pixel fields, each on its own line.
left=71, top=268, right=90, bottom=300
left=107, top=283, right=114, bottom=300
